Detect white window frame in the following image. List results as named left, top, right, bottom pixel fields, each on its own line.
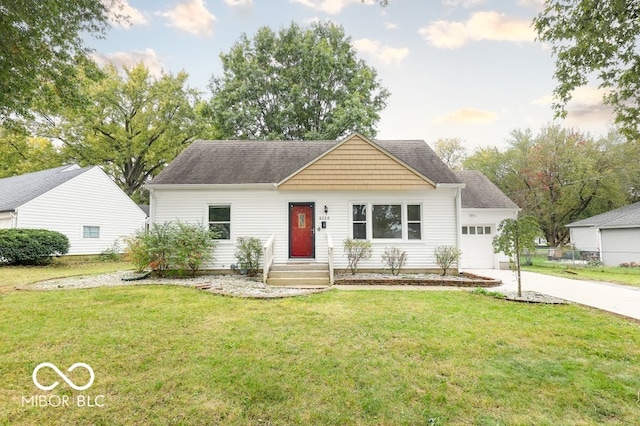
left=208, top=205, right=231, bottom=240
left=82, top=225, right=101, bottom=239
left=349, top=203, right=423, bottom=241
left=462, top=225, right=492, bottom=236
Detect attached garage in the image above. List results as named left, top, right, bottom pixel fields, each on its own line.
left=461, top=224, right=496, bottom=269
left=455, top=171, right=519, bottom=269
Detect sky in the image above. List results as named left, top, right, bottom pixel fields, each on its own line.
left=86, top=0, right=616, bottom=151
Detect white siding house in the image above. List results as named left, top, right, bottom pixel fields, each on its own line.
left=455, top=171, right=519, bottom=269
left=0, top=165, right=147, bottom=255
left=148, top=134, right=519, bottom=282
left=566, top=202, right=640, bottom=265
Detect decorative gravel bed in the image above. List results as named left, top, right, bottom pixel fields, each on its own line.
left=24, top=271, right=506, bottom=298
left=335, top=272, right=501, bottom=287
left=501, top=291, right=567, bottom=304
left=25, top=272, right=323, bottom=299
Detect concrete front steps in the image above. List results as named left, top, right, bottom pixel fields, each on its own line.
left=267, top=263, right=331, bottom=288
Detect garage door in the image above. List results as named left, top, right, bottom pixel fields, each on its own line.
left=460, top=225, right=494, bottom=269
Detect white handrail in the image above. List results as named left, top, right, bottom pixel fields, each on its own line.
left=263, top=234, right=276, bottom=284
left=327, top=232, right=334, bottom=285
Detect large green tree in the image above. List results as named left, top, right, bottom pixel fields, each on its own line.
left=0, top=0, right=119, bottom=126
left=465, top=125, right=629, bottom=247
left=432, top=137, right=467, bottom=170
left=32, top=62, right=208, bottom=202
left=534, top=1, right=640, bottom=139
left=208, top=21, right=390, bottom=140
left=0, top=129, right=63, bottom=178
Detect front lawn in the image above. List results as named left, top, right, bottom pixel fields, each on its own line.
left=2, top=286, right=640, bottom=424
left=522, top=255, right=640, bottom=287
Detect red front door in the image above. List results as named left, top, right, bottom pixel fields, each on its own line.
left=289, top=203, right=314, bottom=258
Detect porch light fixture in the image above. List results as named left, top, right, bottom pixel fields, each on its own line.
left=324, top=205, right=328, bottom=214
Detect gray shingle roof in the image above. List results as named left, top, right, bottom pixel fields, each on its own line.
left=0, top=164, right=92, bottom=212
left=454, top=170, right=519, bottom=209
left=566, top=202, right=640, bottom=229
left=149, top=138, right=460, bottom=185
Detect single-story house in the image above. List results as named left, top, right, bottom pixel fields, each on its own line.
left=147, top=133, right=518, bottom=284
left=0, top=164, right=147, bottom=255
left=566, top=201, right=640, bottom=266
left=454, top=170, right=519, bottom=269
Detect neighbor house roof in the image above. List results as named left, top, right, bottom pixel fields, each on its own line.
left=454, top=170, right=519, bottom=209
left=149, top=137, right=460, bottom=186
left=0, top=164, right=92, bottom=212
left=566, top=202, right=640, bottom=229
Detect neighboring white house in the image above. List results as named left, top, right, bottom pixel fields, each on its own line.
left=566, top=202, right=640, bottom=266
left=147, top=133, right=518, bottom=282
left=0, top=164, right=147, bottom=255
left=454, top=170, right=519, bottom=269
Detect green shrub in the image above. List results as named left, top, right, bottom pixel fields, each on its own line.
left=381, top=246, right=407, bottom=276
left=343, top=238, right=372, bottom=274
left=99, top=241, right=121, bottom=262
left=123, top=222, right=217, bottom=277
left=433, top=245, right=461, bottom=276
left=172, top=221, right=217, bottom=277
left=0, top=228, right=69, bottom=265
left=471, top=287, right=506, bottom=299
left=144, top=223, right=175, bottom=277
left=234, top=237, right=263, bottom=277
left=123, top=230, right=151, bottom=273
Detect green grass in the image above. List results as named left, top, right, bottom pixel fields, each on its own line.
left=0, top=257, right=132, bottom=292
left=522, top=255, right=640, bottom=287
left=2, top=284, right=640, bottom=425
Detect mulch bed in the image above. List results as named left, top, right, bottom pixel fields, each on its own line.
left=334, top=272, right=501, bottom=287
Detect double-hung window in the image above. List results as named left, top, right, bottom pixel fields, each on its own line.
left=407, top=205, right=422, bottom=240
left=83, top=225, right=100, bottom=239
left=352, top=204, right=367, bottom=239
left=209, top=205, right=231, bottom=239
left=352, top=203, right=422, bottom=240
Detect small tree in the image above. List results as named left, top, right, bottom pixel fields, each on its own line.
left=492, top=216, right=540, bottom=297
left=343, top=239, right=372, bottom=274
left=434, top=245, right=461, bottom=276
left=172, top=221, right=218, bottom=277
left=381, top=246, right=407, bottom=276
left=235, top=237, right=263, bottom=277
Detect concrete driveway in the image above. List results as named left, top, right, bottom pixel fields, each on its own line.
left=470, top=269, right=640, bottom=321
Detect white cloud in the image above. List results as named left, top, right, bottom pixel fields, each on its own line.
left=160, top=0, right=216, bottom=37
left=419, top=11, right=535, bottom=48
left=435, top=108, right=498, bottom=124
left=224, top=0, right=253, bottom=11
left=532, top=86, right=614, bottom=127
left=352, top=38, right=409, bottom=65
left=92, top=49, right=164, bottom=77
left=290, top=0, right=374, bottom=15
left=105, top=0, right=149, bottom=27
left=385, top=22, right=398, bottom=30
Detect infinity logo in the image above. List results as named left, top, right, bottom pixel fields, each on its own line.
left=32, top=362, right=95, bottom=391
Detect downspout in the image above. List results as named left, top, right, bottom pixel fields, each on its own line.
left=455, top=187, right=462, bottom=270
left=148, top=189, right=156, bottom=231
left=10, top=210, right=17, bottom=228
